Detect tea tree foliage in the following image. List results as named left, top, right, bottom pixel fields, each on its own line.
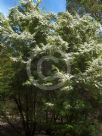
left=0, top=2, right=102, bottom=136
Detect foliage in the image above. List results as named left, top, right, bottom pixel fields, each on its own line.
left=66, top=0, right=102, bottom=24
left=0, top=1, right=102, bottom=136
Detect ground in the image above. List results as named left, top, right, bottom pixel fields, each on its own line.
left=0, top=121, right=49, bottom=136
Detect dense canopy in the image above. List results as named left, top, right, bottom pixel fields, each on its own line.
left=0, top=1, right=102, bottom=136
